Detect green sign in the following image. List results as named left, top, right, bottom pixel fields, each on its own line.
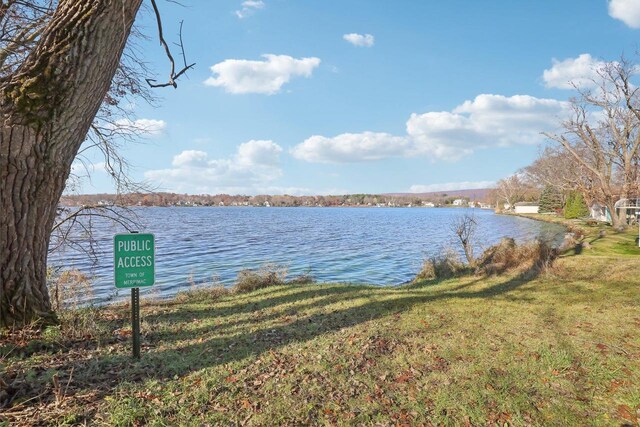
left=114, top=233, right=155, bottom=288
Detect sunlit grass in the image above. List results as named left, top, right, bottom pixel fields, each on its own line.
left=2, top=221, right=640, bottom=425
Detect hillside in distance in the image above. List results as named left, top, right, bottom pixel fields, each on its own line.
left=384, top=188, right=493, bottom=200
left=61, top=188, right=495, bottom=207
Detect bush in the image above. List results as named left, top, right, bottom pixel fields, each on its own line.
left=564, top=191, right=589, bottom=219
left=47, top=268, right=93, bottom=311
left=176, top=265, right=314, bottom=300
left=233, top=264, right=288, bottom=293
left=286, top=272, right=315, bottom=285
left=475, top=238, right=557, bottom=276
left=415, top=250, right=468, bottom=281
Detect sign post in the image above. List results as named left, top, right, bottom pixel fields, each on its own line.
left=131, top=286, right=141, bottom=358
left=637, top=212, right=640, bottom=247
left=114, top=232, right=155, bottom=359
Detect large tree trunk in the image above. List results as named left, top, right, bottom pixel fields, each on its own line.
left=605, top=198, right=623, bottom=229
left=1, top=0, right=143, bottom=328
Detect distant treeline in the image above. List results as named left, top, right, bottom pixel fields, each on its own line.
left=60, top=191, right=493, bottom=208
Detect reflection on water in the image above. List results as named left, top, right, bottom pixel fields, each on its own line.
left=48, top=207, right=565, bottom=304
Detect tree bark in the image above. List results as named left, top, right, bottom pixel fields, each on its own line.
left=602, top=194, right=623, bottom=229
left=1, top=0, right=143, bottom=327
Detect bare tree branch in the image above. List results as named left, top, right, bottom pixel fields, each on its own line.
left=451, top=213, right=477, bottom=266
left=543, top=55, right=640, bottom=228
left=145, top=0, right=195, bottom=88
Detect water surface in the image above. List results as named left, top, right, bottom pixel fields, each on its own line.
left=49, top=207, right=564, bottom=304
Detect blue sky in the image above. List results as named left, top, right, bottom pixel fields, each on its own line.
left=76, top=0, right=640, bottom=195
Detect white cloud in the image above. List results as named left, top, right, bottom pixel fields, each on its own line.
left=145, top=140, right=284, bottom=194
left=172, top=150, right=210, bottom=168
left=343, top=33, right=375, bottom=47
left=542, top=54, right=607, bottom=89
left=112, top=118, right=166, bottom=136
left=291, top=94, right=568, bottom=163
left=236, top=139, right=283, bottom=166
left=204, top=54, right=321, bottom=95
left=70, top=161, right=108, bottom=177
left=408, top=181, right=496, bottom=193
left=92, top=162, right=108, bottom=173
left=235, top=0, right=265, bottom=19
left=290, top=132, right=409, bottom=163
left=608, top=0, right=640, bottom=28
left=411, top=94, right=568, bottom=148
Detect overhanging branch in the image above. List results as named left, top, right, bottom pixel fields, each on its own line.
left=146, top=0, right=195, bottom=88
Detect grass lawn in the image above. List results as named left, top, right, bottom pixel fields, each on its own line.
left=1, top=223, right=640, bottom=426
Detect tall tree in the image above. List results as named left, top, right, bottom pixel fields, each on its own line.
left=538, top=185, right=563, bottom=214
left=0, top=1, right=145, bottom=327
left=544, top=57, right=640, bottom=228
left=521, top=147, right=581, bottom=200
left=494, top=175, right=537, bottom=210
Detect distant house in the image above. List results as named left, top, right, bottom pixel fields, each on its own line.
left=452, top=199, right=466, bottom=206
left=590, top=199, right=640, bottom=223
left=422, top=201, right=435, bottom=207
left=590, top=202, right=610, bottom=222
left=514, top=202, right=539, bottom=214
left=614, top=198, right=640, bottom=224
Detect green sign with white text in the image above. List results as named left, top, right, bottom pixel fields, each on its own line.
left=114, top=233, right=155, bottom=288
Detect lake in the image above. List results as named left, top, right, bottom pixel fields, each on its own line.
left=48, top=207, right=565, bottom=304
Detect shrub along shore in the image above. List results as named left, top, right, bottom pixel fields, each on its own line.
left=1, top=219, right=639, bottom=426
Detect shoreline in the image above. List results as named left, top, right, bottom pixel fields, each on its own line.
left=59, top=204, right=495, bottom=210
left=495, top=211, right=585, bottom=232
left=4, top=221, right=640, bottom=425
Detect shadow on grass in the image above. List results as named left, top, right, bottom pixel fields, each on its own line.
left=3, top=265, right=544, bottom=420
left=147, top=285, right=374, bottom=342
left=144, top=285, right=366, bottom=324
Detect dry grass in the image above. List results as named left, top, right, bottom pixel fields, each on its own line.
left=47, top=269, right=94, bottom=311
left=3, top=251, right=639, bottom=426
left=3, top=222, right=639, bottom=426
left=475, top=238, right=556, bottom=276
left=233, top=263, right=288, bottom=293
left=174, top=264, right=315, bottom=300
left=414, top=250, right=469, bottom=281
left=415, top=237, right=557, bottom=283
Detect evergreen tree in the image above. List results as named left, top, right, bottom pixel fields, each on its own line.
left=538, top=185, right=563, bottom=213
left=573, top=193, right=589, bottom=217
left=564, top=192, right=589, bottom=219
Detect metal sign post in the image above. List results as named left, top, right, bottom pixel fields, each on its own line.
left=114, top=232, right=155, bottom=359
left=131, top=287, right=141, bottom=359
left=637, top=212, right=640, bottom=247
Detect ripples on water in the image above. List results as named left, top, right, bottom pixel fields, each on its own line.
left=48, top=207, right=565, bottom=304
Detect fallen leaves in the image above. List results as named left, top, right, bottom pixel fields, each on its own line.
left=113, top=328, right=132, bottom=339
left=608, top=379, right=629, bottom=393
left=595, top=343, right=608, bottom=354
left=4, top=262, right=640, bottom=426
left=617, top=404, right=638, bottom=423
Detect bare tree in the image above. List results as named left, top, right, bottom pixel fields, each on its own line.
left=520, top=147, right=582, bottom=199
left=0, top=0, right=192, bottom=327
left=494, top=175, right=537, bottom=210
left=451, top=213, right=477, bottom=266
left=544, top=57, right=640, bottom=228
